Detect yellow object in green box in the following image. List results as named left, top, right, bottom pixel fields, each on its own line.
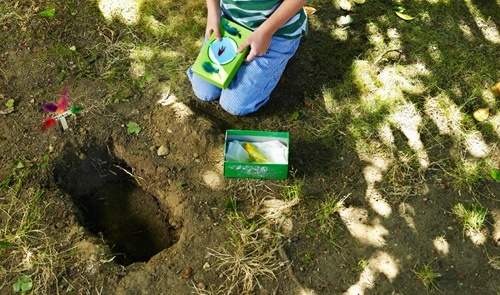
left=224, top=130, right=289, bottom=180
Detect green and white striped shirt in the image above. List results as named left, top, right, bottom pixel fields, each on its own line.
left=221, top=0, right=309, bottom=39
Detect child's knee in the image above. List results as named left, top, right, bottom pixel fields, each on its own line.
left=186, top=68, right=221, bottom=101
left=219, top=93, right=269, bottom=116
left=193, top=88, right=219, bottom=102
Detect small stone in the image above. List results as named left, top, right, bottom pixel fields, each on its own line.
left=157, top=166, right=168, bottom=173
left=203, top=262, right=210, bottom=270
left=197, top=282, right=206, bottom=290
left=181, top=267, right=192, bottom=279
left=157, top=145, right=170, bottom=156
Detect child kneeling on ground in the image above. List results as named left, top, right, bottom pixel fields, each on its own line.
left=187, top=0, right=309, bottom=116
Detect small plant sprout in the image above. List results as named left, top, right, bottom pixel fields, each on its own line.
left=126, top=122, right=141, bottom=135
left=490, top=169, right=500, bottom=182
left=5, top=99, right=14, bottom=108
left=224, top=197, right=241, bottom=212
left=452, top=203, right=488, bottom=235
left=13, top=274, right=33, bottom=292
left=413, top=262, right=441, bottom=290
left=315, top=193, right=350, bottom=231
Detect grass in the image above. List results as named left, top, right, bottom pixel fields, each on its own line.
left=208, top=211, right=284, bottom=295
left=207, top=179, right=305, bottom=295
left=452, top=202, right=488, bottom=234
left=413, top=262, right=441, bottom=291
left=0, top=165, right=57, bottom=294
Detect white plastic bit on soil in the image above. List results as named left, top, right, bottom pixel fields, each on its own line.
left=59, top=117, right=68, bottom=130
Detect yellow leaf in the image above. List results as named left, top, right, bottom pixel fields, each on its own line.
left=304, top=6, right=317, bottom=15
left=492, top=81, right=500, bottom=97
left=339, top=0, right=352, bottom=11
left=395, top=11, right=414, bottom=20
left=354, top=0, right=365, bottom=3
left=473, top=108, right=489, bottom=122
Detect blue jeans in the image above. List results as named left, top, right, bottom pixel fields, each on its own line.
left=187, top=36, right=301, bottom=116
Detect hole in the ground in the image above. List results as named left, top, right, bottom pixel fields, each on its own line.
left=54, top=144, right=179, bottom=266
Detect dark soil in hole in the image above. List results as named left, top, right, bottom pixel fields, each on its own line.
left=54, top=144, right=179, bottom=266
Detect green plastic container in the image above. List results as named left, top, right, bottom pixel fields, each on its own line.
left=224, top=130, right=289, bottom=179
left=191, top=18, right=252, bottom=89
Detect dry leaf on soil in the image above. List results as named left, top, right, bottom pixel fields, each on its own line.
left=492, top=81, right=500, bottom=97
left=304, top=6, right=317, bottom=15
left=395, top=11, right=414, bottom=20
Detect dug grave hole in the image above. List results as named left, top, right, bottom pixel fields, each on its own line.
left=53, top=143, right=180, bottom=266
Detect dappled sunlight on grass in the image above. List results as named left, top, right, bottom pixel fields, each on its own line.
left=331, top=27, right=349, bottom=41
left=320, top=1, right=499, bottom=292
left=142, top=15, right=167, bottom=34
left=389, top=102, right=429, bottom=169
left=98, top=0, right=143, bottom=25
left=424, top=94, right=492, bottom=158
left=360, top=153, right=393, bottom=217
left=351, top=60, right=429, bottom=115
left=465, top=1, right=500, bottom=44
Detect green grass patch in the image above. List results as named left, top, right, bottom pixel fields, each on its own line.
left=452, top=202, right=488, bottom=234
left=0, top=164, right=56, bottom=294
left=413, top=262, right=441, bottom=291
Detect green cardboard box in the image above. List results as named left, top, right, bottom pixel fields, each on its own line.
left=224, top=130, right=289, bottom=180
left=191, top=18, right=252, bottom=89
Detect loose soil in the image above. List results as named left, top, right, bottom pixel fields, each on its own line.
left=1, top=1, right=499, bottom=295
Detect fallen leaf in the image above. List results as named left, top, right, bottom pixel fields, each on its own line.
left=304, top=98, right=315, bottom=109
left=490, top=169, right=500, bottom=182
left=38, top=8, right=55, bottom=17
left=288, top=111, right=299, bottom=121
left=473, top=108, right=489, bottom=122
left=395, top=11, right=414, bottom=20
left=393, top=6, right=406, bottom=12
left=339, top=0, right=352, bottom=11
left=304, top=6, right=317, bottom=15
left=492, top=81, right=500, bottom=97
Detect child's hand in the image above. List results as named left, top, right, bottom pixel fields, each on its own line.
left=238, top=29, right=272, bottom=62
left=206, top=15, right=221, bottom=41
